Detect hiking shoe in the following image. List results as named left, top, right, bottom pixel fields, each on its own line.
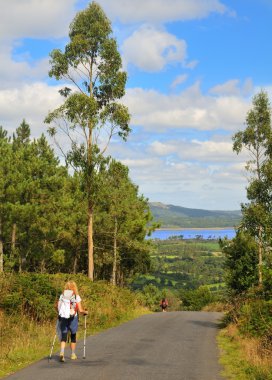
left=71, top=353, right=77, bottom=360
left=59, top=353, right=65, bottom=362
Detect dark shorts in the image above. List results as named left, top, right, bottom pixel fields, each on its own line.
left=59, top=316, right=78, bottom=334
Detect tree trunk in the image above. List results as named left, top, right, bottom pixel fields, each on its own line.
left=11, top=223, right=16, bottom=251
left=88, top=203, right=94, bottom=280
left=258, top=225, right=263, bottom=286
left=73, top=252, right=78, bottom=274
left=40, top=258, right=46, bottom=273
left=111, top=217, right=118, bottom=285
left=0, top=219, right=3, bottom=273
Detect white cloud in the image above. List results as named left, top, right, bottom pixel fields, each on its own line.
left=124, top=83, right=251, bottom=131
left=210, top=79, right=241, bottom=96
left=185, top=60, right=199, bottom=69
left=0, top=44, right=49, bottom=88
left=0, top=1, right=78, bottom=90
left=209, top=78, right=254, bottom=96
left=118, top=152, right=247, bottom=209
left=98, top=0, right=231, bottom=24
left=171, top=74, right=188, bottom=89
left=0, top=0, right=77, bottom=39
left=122, top=25, right=187, bottom=72
left=0, top=82, right=63, bottom=136
left=149, top=137, right=248, bottom=163
left=109, top=129, right=248, bottom=210
left=149, top=141, right=177, bottom=155
left=242, top=78, right=254, bottom=96
left=121, top=157, right=161, bottom=168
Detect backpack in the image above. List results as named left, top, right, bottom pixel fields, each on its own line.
left=161, top=298, right=168, bottom=307
left=58, top=289, right=78, bottom=319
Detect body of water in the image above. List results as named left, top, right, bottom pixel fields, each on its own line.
left=148, top=228, right=236, bottom=240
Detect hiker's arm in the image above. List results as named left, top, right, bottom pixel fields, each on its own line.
left=77, top=301, right=88, bottom=315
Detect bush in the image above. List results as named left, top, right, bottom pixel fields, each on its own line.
left=238, top=299, right=272, bottom=338
left=0, top=273, right=146, bottom=324
left=0, top=273, right=60, bottom=321
left=140, top=284, right=161, bottom=309
left=180, top=286, right=216, bottom=311
left=137, top=284, right=181, bottom=311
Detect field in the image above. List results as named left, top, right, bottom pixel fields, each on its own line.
left=131, top=238, right=225, bottom=291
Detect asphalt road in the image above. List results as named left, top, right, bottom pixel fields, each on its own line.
left=6, top=311, right=224, bottom=380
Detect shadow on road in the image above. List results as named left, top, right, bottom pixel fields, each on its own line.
left=46, top=356, right=108, bottom=368
left=189, top=320, right=221, bottom=329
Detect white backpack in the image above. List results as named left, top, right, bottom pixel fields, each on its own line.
left=58, top=289, right=77, bottom=318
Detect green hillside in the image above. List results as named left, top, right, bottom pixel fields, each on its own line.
left=150, top=202, right=241, bottom=228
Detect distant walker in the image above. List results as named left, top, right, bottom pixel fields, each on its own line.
left=160, top=298, right=168, bottom=312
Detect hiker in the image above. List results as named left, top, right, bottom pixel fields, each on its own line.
left=160, top=298, right=168, bottom=312
left=57, top=280, right=88, bottom=362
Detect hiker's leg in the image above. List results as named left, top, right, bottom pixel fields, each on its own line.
left=70, top=333, right=76, bottom=349
left=60, top=332, right=68, bottom=349
left=59, top=334, right=67, bottom=362
left=70, top=317, right=78, bottom=359
left=59, top=318, right=69, bottom=361
left=60, top=340, right=66, bottom=350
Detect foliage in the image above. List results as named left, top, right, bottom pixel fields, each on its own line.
left=238, top=299, right=272, bottom=337
left=233, top=90, right=272, bottom=286
left=0, top=273, right=146, bottom=323
left=137, top=284, right=180, bottom=311
left=0, top=125, right=153, bottom=283
left=131, top=238, right=225, bottom=311
left=138, top=284, right=162, bottom=309
left=94, top=159, right=154, bottom=285
left=179, top=286, right=216, bottom=311
left=220, top=232, right=258, bottom=294
left=132, top=238, right=225, bottom=291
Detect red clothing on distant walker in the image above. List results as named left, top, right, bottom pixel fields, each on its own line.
left=160, top=298, right=168, bottom=309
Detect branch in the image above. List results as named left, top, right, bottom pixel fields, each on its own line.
left=65, top=72, right=85, bottom=95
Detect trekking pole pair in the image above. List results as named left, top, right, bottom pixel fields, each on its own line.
left=48, top=314, right=87, bottom=361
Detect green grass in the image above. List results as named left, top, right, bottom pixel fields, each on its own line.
left=218, top=327, right=272, bottom=380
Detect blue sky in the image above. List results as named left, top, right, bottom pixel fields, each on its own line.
left=1, top=0, right=272, bottom=210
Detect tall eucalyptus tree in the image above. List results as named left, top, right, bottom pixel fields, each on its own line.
left=233, top=91, right=272, bottom=285
left=45, top=2, right=130, bottom=280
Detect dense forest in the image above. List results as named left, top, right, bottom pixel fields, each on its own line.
left=0, top=121, right=154, bottom=284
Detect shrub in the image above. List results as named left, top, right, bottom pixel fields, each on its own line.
left=180, top=286, right=216, bottom=311
left=0, top=273, right=145, bottom=324
left=238, top=299, right=272, bottom=338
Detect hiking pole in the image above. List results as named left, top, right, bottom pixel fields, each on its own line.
left=48, top=333, right=57, bottom=362
left=83, top=314, right=87, bottom=359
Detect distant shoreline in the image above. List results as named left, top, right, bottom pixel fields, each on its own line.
left=156, top=227, right=235, bottom=230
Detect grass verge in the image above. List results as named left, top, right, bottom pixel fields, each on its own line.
left=218, top=324, right=272, bottom=380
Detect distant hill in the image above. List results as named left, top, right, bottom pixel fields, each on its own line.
left=149, top=202, right=241, bottom=228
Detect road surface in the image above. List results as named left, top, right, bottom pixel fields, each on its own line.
left=6, top=311, right=224, bottom=380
